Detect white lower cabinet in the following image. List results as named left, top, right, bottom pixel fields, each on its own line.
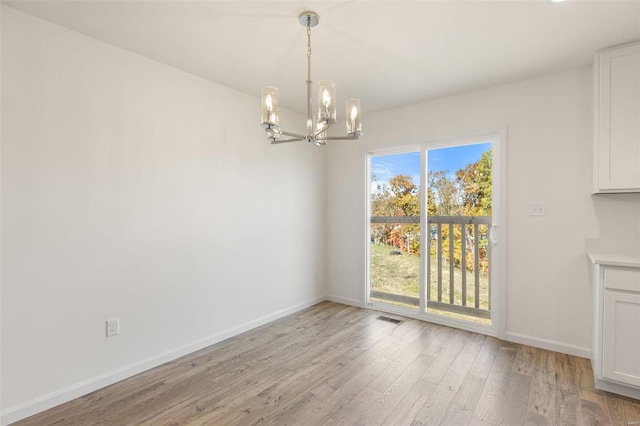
left=602, top=289, right=640, bottom=387
left=591, top=262, right=640, bottom=399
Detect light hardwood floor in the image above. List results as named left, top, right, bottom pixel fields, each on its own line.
left=14, top=302, right=640, bottom=425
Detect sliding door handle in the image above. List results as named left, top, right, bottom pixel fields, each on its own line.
left=490, top=225, right=498, bottom=246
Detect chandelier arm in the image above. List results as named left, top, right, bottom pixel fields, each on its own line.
left=311, top=121, right=334, bottom=138
left=279, top=129, right=307, bottom=139
left=271, top=138, right=304, bottom=144
left=323, top=135, right=361, bottom=141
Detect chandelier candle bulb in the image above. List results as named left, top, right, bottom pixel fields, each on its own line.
left=318, top=80, right=336, bottom=124
left=346, top=98, right=362, bottom=136
left=261, top=86, right=280, bottom=129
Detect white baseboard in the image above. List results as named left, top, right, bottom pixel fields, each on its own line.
left=329, top=300, right=591, bottom=360
left=505, top=331, right=591, bottom=359
left=325, top=294, right=363, bottom=308
left=1, top=296, right=325, bottom=426
left=594, top=377, right=640, bottom=400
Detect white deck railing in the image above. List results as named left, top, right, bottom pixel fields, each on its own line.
left=370, top=215, right=491, bottom=319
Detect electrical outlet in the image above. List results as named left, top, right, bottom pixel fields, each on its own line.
left=106, top=318, right=119, bottom=337
left=529, top=202, right=546, bottom=216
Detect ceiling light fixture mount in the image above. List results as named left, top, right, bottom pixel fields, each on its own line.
left=260, top=11, right=362, bottom=148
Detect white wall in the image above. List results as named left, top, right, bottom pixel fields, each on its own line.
left=1, top=6, right=326, bottom=421
left=326, top=67, right=640, bottom=356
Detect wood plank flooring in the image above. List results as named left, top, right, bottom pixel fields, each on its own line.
left=13, top=302, right=640, bottom=425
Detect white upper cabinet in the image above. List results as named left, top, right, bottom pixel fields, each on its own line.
left=594, top=42, right=640, bottom=193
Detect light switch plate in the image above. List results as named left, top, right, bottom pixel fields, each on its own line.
left=529, top=202, right=546, bottom=216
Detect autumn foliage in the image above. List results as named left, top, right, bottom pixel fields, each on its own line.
left=371, top=148, right=492, bottom=273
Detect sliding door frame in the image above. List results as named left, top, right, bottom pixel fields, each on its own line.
left=365, top=129, right=507, bottom=340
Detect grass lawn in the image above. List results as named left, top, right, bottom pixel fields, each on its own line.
left=370, top=242, right=490, bottom=324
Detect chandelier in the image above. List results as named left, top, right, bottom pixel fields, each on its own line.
left=260, top=11, right=362, bottom=148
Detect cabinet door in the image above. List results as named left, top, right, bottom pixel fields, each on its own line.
left=596, top=43, right=640, bottom=192
left=603, top=290, right=640, bottom=386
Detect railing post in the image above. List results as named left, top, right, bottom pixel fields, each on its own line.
left=427, top=223, right=432, bottom=302
left=474, top=223, right=480, bottom=309
left=437, top=223, right=442, bottom=303
left=487, top=224, right=491, bottom=311
left=461, top=223, right=467, bottom=307
left=449, top=223, right=454, bottom=304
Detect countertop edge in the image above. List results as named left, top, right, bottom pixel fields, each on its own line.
left=587, top=252, right=640, bottom=268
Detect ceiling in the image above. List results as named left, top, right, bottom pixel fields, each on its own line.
left=3, top=1, right=640, bottom=114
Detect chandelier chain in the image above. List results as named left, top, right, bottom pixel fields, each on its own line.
left=306, top=18, right=312, bottom=58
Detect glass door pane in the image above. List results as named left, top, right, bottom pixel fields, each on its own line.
left=426, top=143, right=492, bottom=324
left=369, top=151, right=421, bottom=310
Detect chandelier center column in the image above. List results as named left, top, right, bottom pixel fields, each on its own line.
left=306, top=16, right=313, bottom=138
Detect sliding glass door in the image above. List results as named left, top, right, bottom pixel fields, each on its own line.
left=367, top=135, right=503, bottom=334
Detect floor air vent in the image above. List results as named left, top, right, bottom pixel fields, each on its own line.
left=376, top=315, right=404, bottom=324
